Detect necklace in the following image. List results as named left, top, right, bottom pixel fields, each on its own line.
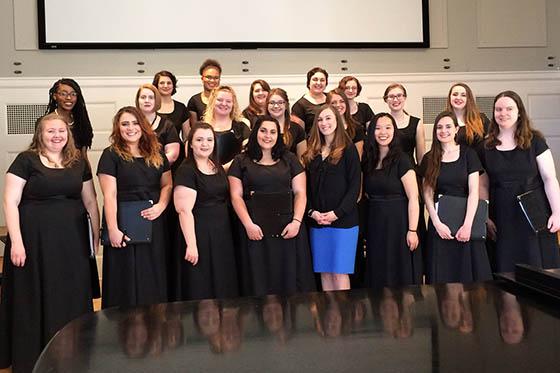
left=54, top=109, right=74, bottom=126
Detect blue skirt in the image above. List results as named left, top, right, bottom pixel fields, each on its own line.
left=309, top=226, right=359, bottom=274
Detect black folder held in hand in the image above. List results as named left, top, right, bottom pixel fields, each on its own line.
left=248, top=191, right=293, bottom=238
left=517, top=189, right=551, bottom=233
left=101, top=200, right=153, bottom=245
left=436, top=195, right=488, bottom=240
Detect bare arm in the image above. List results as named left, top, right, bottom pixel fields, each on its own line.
left=423, top=179, right=453, bottom=240
left=415, top=119, right=427, bottom=164
left=164, top=142, right=180, bottom=165
left=537, top=149, right=560, bottom=233
left=456, top=172, right=479, bottom=242
left=282, top=172, right=306, bottom=239
left=229, top=175, right=263, bottom=240
left=478, top=172, right=497, bottom=240
left=181, top=118, right=190, bottom=141
left=3, top=173, right=27, bottom=266
left=402, top=170, right=419, bottom=250
left=296, top=139, right=307, bottom=163
left=98, top=173, right=128, bottom=247
left=81, top=179, right=100, bottom=253
left=174, top=185, right=199, bottom=265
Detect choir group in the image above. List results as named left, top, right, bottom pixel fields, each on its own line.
left=1, top=59, right=559, bottom=372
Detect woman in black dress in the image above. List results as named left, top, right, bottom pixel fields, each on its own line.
left=480, top=91, right=560, bottom=272
left=45, top=78, right=94, bottom=157
left=187, top=59, right=222, bottom=124
left=363, top=113, right=421, bottom=288
left=291, top=67, right=328, bottom=134
left=228, top=115, right=315, bottom=296
left=135, top=84, right=181, bottom=166
left=97, top=106, right=172, bottom=308
left=266, top=88, right=307, bottom=160
left=326, top=88, right=365, bottom=159
left=0, top=113, right=99, bottom=373
left=203, top=86, right=250, bottom=169
left=174, top=122, right=239, bottom=300
left=338, top=76, right=375, bottom=131
left=303, top=105, right=361, bottom=291
left=420, top=111, right=492, bottom=283
left=242, top=79, right=271, bottom=128
left=445, top=82, right=490, bottom=149
left=153, top=70, right=190, bottom=141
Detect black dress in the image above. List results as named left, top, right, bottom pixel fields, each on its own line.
left=228, top=153, right=315, bottom=296
left=186, top=93, right=207, bottom=121
left=97, top=147, right=170, bottom=308
left=174, top=162, right=239, bottom=300
left=158, top=100, right=189, bottom=141
left=419, top=146, right=492, bottom=283
left=352, top=102, right=375, bottom=132
left=457, top=113, right=491, bottom=157
left=241, top=108, right=260, bottom=128
left=398, top=116, right=421, bottom=164
left=215, top=121, right=251, bottom=165
left=284, top=122, right=306, bottom=155
left=363, top=153, right=422, bottom=288
left=292, top=96, right=324, bottom=135
left=0, top=152, right=93, bottom=373
left=480, top=136, right=560, bottom=272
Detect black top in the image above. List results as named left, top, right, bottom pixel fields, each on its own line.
left=350, top=125, right=366, bottom=144
left=174, top=162, right=228, bottom=208
left=306, top=145, right=361, bottom=228
left=153, top=116, right=180, bottom=147
left=363, top=153, right=413, bottom=198
left=8, top=151, right=91, bottom=199
left=229, top=152, right=304, bottom=198
left=158, top=100, right=189, bottom=139
left=352, top=102, right=375, bottom=131
left=97, top=147, right=170, bottom=202
left=284, top=122, right=306, bottom=154
left=291, top=96, right=324, bottom=134
left=186, top=92, right=207, bottom=121
left=398, top=116, right=421, bottom=164
left=241, top=108, right=260, bottom=128
left=69, top=123, right=93, bottom=150
left=457, top=113, right=490, bottom=149
left=215, top=121, right=251, bottom=165
left=419, top=146, right=482, bottom=199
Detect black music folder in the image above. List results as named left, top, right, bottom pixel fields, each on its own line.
left=101, top=200, right=153, bottom=245
left=517, top=189, right=551, bottom=233
left=248, top=191, right=293, bottom=238
left=436, top=195, right=488, bottom=240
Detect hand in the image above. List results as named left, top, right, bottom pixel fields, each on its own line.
left=455, top=224, right=472, bottom=242
left=109, top=228, right=130, bottom=248
left=486, top=218, right=497, bottom=241
left=245, top=222, right=263, bottom=241
left=281, top=220, right=301, bottom=239
left=319, top=211, right=338, bottom=225
left=10, top=242, right=26, bottom=267
left=548, top=213, right=560, bottom=233
left=406, top=231, right=419, bottom=251
left=141, top=203, right=165, bottom=221
left=310, top=210, right=325, bottom=225
left=185, top=245, right=199, bottom=265
left=434, top=221, right=454, bottom=240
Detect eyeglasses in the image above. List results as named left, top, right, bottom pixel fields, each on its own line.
left=386, top=94, right=405, bottom=101
left=203, top=75, right=220, bottom=81
left=56, top=91, right=78, bottom=98
left=268, top=100, right=286, bottom=107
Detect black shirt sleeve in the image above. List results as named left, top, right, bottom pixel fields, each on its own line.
left=333, top=146, right=361, bottom=219
left=7, top=151, right=32, bottom=180
left=397, top=153, right=414, bottom=178
left=174, top=162, right=197, bottom=189
left=533, top=134, right=549, bottom=156
left=285, top=152, right=305, bottom=177
left=291, top=99, right=305, bottom=121
left=228, top=154, right=245, bottom=179
left=97, top=148, right=118, bottom=176
left=81, top=158, right=93, bottom=181
left=465, top=147, right=483, bottom=175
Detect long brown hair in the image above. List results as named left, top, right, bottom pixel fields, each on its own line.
left=326, top=88, right=358, bottom=140
left=485, top=90, right=541, bottom=150
left=110, top=106, right=163, bottom=168
left=266, top=88, right=294, bottom=148
left=423, top=111, right=459, bottom=191
left=30, top=113, right=81, bottom=167
left=245, top=79, right=271, bottom=117
left=445, top=82, right=484, bottom=145
left=303, top=104, right=351, bottom=166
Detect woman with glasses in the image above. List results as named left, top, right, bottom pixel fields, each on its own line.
left=242, top=79, right=271, bottom=128
left=45, top=78, right=94, bottom=158
left=187, top=59, right=222, bottom=125
left=266, top=88, right=307, bottom=160
left=291, top=67, right=328, bottom=134
left=338, top=76, right=375, bottom=131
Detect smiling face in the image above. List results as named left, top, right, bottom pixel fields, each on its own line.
left=257, top=121, right=278, bottom=151
left=252, top=83, right=269, bottom=108
left=449, top=85, right=467, bottom=111
left=214, top=90, right=233, bottom=117
left=343, top=79, right=359, bottom=100
left=267, top=94, right=287, bottom=120
left=138, top=88, right=156, bottom=114
left=374, top=115, right=395, bottom=147
left=118, top=112, right=142, bottom=146
left=385, top=87, right=406, bottom=112
left=309, top=72, right=327, bottom=95
left=494, top=96, right=519, bottom=131
left=329, top=93, right=347, bottom=116
left=435, top=116, right=459, bottom=144
left=42, top=118, right=68, bottom=153
left=201, top=67, right=221, bottom=92
left=190, top=128, right=215, bottom=159
left=54, top=83, right=78, bottom=112
left=317, top=108, right=337, bottom=138
left=156, top=76, right=174, bottom=97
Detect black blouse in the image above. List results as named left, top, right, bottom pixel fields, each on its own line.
left=186, top=93, right=207, bottom=121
